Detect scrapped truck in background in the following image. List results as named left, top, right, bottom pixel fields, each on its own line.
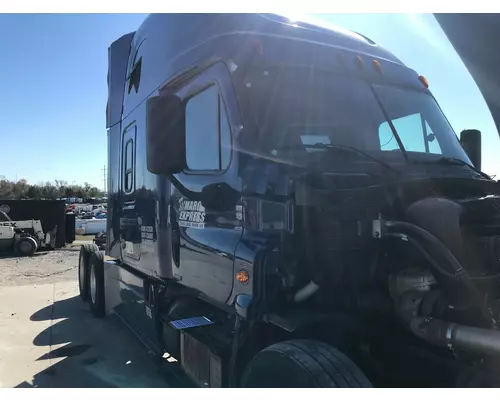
left=0, top=210, right=57, bottom=256
left=78, top=13, right=500, bottom=388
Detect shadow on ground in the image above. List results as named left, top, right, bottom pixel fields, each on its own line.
left=15, top=295, right=168, bottom=388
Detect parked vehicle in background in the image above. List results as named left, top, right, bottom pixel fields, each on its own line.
left=0, top=211, right=57, bottom=256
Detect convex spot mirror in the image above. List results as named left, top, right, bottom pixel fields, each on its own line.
left=460, top=129, right=481, bottom=171
left=146, top=94, right=186, bottom=175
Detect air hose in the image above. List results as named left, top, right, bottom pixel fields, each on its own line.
left=385, top=220, right=494, bottom=325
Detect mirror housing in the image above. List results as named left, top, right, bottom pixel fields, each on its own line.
left=145, top=94, right=186, bottom=175
left=460, top=129, right=481, bottom=170
left=201, top=182, right=241, bottom=212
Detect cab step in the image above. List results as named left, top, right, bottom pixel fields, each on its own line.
left=170, top=316, right=214, bottom=330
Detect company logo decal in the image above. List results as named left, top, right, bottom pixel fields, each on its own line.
left=179, top=199, right=205, bottom=229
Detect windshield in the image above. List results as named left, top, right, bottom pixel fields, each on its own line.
left=374, top=85, right=470, bottom=162
left=239, top=66, right=472, bottom=166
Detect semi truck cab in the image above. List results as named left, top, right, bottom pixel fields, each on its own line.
left=78, top=13, right=500, bottom=388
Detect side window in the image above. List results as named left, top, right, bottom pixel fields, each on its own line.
left=124, top=139, right=134, bottom=193
left=379, top=113, right=442, bottom=154
left=185, top=84, right=232, bottom=171
left=127, top=39, right=145, bottom=95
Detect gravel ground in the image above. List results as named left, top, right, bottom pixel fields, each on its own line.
left=0, top=248, right=81, bottom=287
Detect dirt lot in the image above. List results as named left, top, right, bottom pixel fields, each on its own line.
left=0, top=249, right=80, bottom=287
left=0, top=248, right=169, bottom=388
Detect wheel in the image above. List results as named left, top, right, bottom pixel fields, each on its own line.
left=15, top=236, right=38, bottom=256
left=88, top=250, right=105, bottom=318
left=78, top=243, right=99, bottom=302
left=240, top=339, right=372, bottom=388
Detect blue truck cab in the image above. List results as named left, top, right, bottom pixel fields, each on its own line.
left=78, top=13, right=500, bottom=388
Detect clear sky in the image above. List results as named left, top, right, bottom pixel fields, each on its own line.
left=0, top=13, right=498, bottom=188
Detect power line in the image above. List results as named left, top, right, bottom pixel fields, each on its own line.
left=102, top=165, right=107, bottom=193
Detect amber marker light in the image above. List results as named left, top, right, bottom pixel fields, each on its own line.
left=236, top=270, right=250, bottom=284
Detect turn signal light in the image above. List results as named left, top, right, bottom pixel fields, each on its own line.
left=236, top=270, right=250, bottom=284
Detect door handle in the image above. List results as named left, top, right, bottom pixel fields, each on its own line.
left=172, top=227, right=180, bottom=268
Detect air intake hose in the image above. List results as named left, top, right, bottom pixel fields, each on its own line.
left=385, top=221, right=469, bottom=278
left=385, top=220, right=493, bottom=325
left=410, top=316, right=500, bottom=356
left=385, top=196, right=492, bottom=323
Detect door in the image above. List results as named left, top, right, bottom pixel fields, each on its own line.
left=170, top=62, right=243, bottom=305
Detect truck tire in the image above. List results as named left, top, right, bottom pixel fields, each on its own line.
left=78, top=243, right=99, bottom=302
left=88, top=250, right=105, bottom=318
left=15, top=236, right=38, bottom=257
left=240, top=339, right=372, bottom=388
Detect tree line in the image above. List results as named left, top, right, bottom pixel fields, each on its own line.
left=0, top=179, right=105, bottom=200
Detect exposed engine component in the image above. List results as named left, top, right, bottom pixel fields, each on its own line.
left=291, top=175, right=388, bottom=297
left=294, top=280, right=320, bottom=303
left=409, top=316, right=500, bottom=356
left=375, top=197, right=498, bottom=323
left=388, top=268, right=438, bottom=321
left=374, top=194, right=500, bottom=360
left=389, top=269, right=437, bottom=297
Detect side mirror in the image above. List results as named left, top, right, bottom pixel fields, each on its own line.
left=201, top=182, right=241, bottom=212
left=145, top=94, right=186, bottom=175
left=460, top=129, right=481, bottom=170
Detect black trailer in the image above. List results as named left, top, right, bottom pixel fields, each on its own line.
left=78, top=13, right=500, bottom=388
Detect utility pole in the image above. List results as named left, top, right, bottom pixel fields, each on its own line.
left=102, top=165, right=107, bottom=193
